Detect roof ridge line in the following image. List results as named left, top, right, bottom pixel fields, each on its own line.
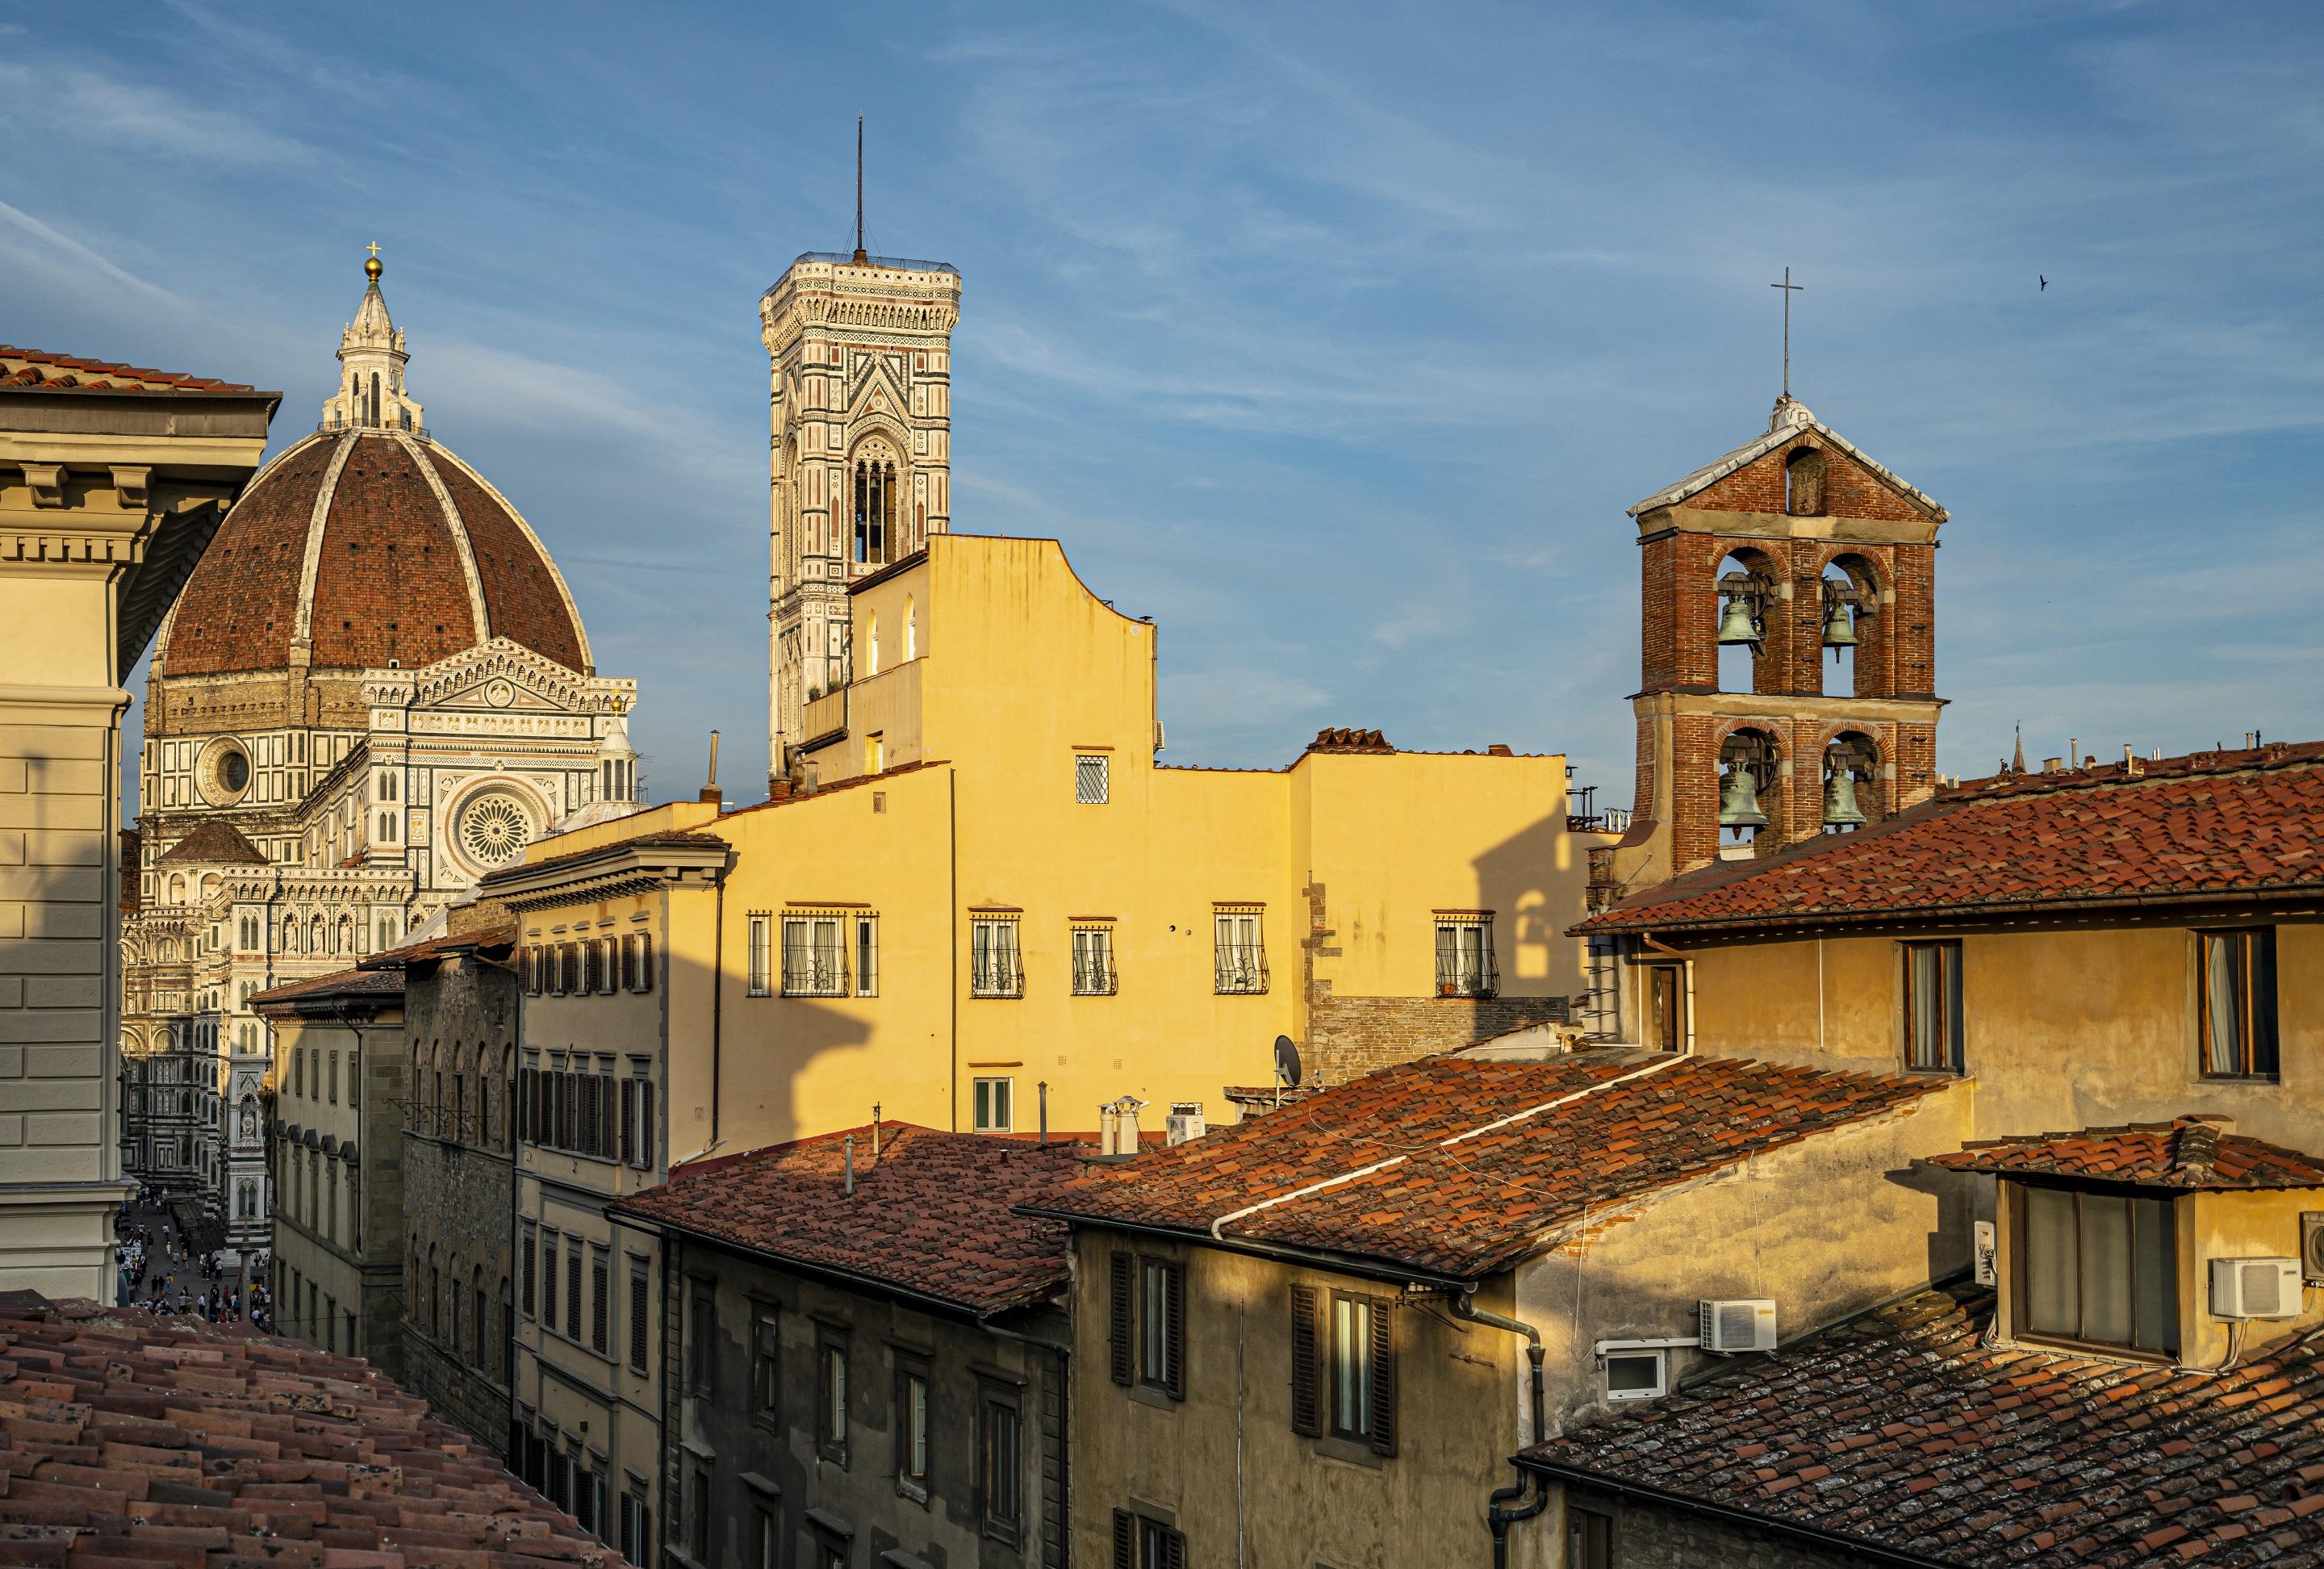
left=1206, top=1054, right=1688, bottom=1244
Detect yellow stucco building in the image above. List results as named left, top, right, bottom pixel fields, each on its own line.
left=483, top=525, right=1611, bottom=1553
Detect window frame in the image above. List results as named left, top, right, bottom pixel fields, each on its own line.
left=1645, top=962, right=1685, bottom=1053
left=688, top=1284, right=717, bottom=1396
left=816, top=1330, right=851, bottom=1466
left=1900, top=939, right=1964, bottom=1073
left=750, top=1304, right=780, bottom=1423
left=1432, top=915, right=1498, bottom=998
left=854, top=914, right=878, bottom=998
left=894, top=1357, right=931, bottom=1504
left=976, top=1383, right=1025, bottom=1547
left=969, top=916, right=1023, bottom=999
left=2197, top=926, right=2280, bottom=1079
left=1213, top=907, right=1268, bottom=995
left=2009, top=1178, right=2180, bottom=1358
left=746, top=914, right=773, bottom=998
left=1072, top=923, right=1118, bottom=997
left=973, top=1075, right=1014, bottom=1133
left=1076, top=752, right=1110, bottom=805
left=781, top=914, right=849, bottom=998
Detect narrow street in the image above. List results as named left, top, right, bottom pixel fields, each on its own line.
left=112, top=1193, right=261, bottom=1324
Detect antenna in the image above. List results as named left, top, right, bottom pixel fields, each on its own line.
left=853, top=114, right=868, bottom=266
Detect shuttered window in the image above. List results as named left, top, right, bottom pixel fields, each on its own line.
left=521, top=1230, right=537, bottom=1319
left=1107, top=1253, right=1185, bottom=1400
left=1329, top=1291, right=1397, bottom=1454
left=1112, top=1510, right=1186, bottom=1569
left=565, top=1248, right=581, bottom=1341
left=1108, top=1253, right=1134, bottom=1385
left=590, top=1252, right=609, bottom=1353
left=628, top=1266, right=650, bottom=1374
left=1289, top=1283, right=1321, bottom=1436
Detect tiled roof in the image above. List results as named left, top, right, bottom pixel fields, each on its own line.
left=1522, top=1281, right=2324, bottom=1567
left=1582, top=743, right=2324, bottom=935
left=0, top=345, right=254, bottom=393
left=249, top=967, right=404, bottom=1008
left=612, top=1125, right=1088, bottom=1317
left=154, top=822, right=268, bottom=868
left=1927, top=1116, right=2324, bottom=1190
left=0, top=1295, right=625, bottom=1569
left=1305, top=727, right=1394, bottom=754
left=358, top=918, right=519, bottom=972
left=481, top=828, right=727, bottom=886
left=1030, top=1054, right=1950, bottom=1281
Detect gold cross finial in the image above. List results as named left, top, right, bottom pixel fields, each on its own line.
left=366, top=241, right=381, bottom=259
left=364, top=241, right=383, bottom=282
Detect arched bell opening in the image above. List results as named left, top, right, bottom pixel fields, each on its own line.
left=1820, top=554, right=1884, bottom=699
left=1821, top=731, right=1883, bottom=835
left=1715, top=550, right=1779, bottom=694
left=1716, top=728, right=1783, bottom=860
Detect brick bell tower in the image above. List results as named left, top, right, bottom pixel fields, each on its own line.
left=1596, top=393, right=1946, bottom=899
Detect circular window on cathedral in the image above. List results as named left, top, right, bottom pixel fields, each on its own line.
left=456, top=791, right=533, bottom=868
left=194, top=738, right=253, bottom=805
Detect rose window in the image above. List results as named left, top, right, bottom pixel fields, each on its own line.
left=458, top=793, right=531, bottom=867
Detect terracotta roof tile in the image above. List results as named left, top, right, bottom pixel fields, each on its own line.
left=1031, top=1054, right=1951, bottom=1281
left=1583, top=743, right=2324, bottom=935
left=153, top=824, right=267, bottom=868
left=612, top=1125, right=1087, bottom=1316
left=249, top=968, right=403, bottom=1009
left=0, top=1299, right=625, bottom=1569
left=1524, top=1281, right=2324, bottom=1567
left=0, top=347, right=253, bottom=393
left=1927, top=1117, right=2324, bottom=1190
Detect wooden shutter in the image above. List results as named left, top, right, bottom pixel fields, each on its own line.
left=1164, top=1262, right=1186, bottom=1400
left=619, top=1080, right=636, bottom=1165
left=1289, top=1282, right=1321, bottom=1436
left=1368, top=1295, right=1398, bottom=1457
left=1108, top=1253, right=1134, bottom=1387
left=1164, top=1526, right=1188, bottom=1569
left=637, top=933, right=654, bottom=993
left=1110, top=1508, right=1134, bottom=1569
left=637, top=1082, right=655, bottom=1169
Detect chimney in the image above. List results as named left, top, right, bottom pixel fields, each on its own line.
left=843, top=1134, right=855, bottom=1197
left=1038, top=1080, right=1048, bottom=1146
left=699, top=730, right=723, bottom=805
left=872, top=1105, right=881, bottom=1159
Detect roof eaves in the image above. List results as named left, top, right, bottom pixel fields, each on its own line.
left=1626, top=417, right=1946, bottom=522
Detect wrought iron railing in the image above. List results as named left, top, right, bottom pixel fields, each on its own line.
left=1214, top=945, right=1269, bottom=995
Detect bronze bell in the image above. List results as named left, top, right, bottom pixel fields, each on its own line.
left=1716, top=594, right=1761, bottom=646
left=1822, top=594, right=1858, bottom=648
left=1718, top=764, right=1769, bottom=827
left=1824, top=767, right=1867, bottom=826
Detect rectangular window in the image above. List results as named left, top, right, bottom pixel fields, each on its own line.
left=970, top=917, right=1022, bottom=998
left=566, top=1247, right=583, bottom=1341
left=747, top=914, right=773, bottom=997
left=599, top=937, right=618, bottom=995
left=2200, top=927, right=2279, bottom=1077
left=540, top=1230, right=558, bottom=1328
left=1072, top=925, right=1118, bottom=996
left=590, top=1250, right=609, bottom=1354
left=1647, top=964, right=1684, bottom=1052
left=1113, top=1513, right=1185, bottom=1569
left=688, top=1459, right=711, bottom=1564
left=1137, top=1258, right=1184, bottom=1398
left=629, top=1264, right=650, bottom=1374
left=1433, top=918, right=1497, bottom=998
left=751, top=1307, right=780, bottom=1416
left=979, top=1392, right=1023, bottom=1544
left=897, top=1366, right=930, bottom=1496
left=1329, top=1292, right=1374, bottom=1441
left=973, top=1076, right=1014, bottom=1133
left=754, top=1504, right=777, bottom=1569
left=782, top=915, right=846, bottom=997
left=690, top=1288, right=717, bottom=1395
left=1214, top=909, right=1267, bottom=994
left=1076, top=752, right=1110, bottom=805
left=1902, top=939, right=1963, bottom=1073
left=1569, top=1506, right=1614, bottom=1569
left=633, top=932, right=654, bottom=994
left=817, top=1335, right=850, bottom=1463
left=2017, top=1183, right=2178, bottom=1356
left=855, top=916, right=877, bottom=997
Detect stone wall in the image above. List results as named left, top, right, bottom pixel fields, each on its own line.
left=1307, top=993, right=1570, bottom=1082
left=1560, top=1483, right=1873, bottom=1569
left=397, top=945, right=516, bottom=1457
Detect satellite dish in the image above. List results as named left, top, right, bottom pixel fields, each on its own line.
left=1273, top=1034, right=1302, bottom=1088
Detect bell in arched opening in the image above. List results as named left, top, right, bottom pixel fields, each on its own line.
left=1716, top=593, right=1761, bottom=646
left=1823, top=765, right=1867, bottom=826
left=1821, top=592, right=1858, bottom=650
left=1718, top=763, right=1770, bottom=828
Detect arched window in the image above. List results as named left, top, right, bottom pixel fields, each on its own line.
left=905, top=597, right=917, bottom=660
left=1715, top=552, right=1774, bottom=695
left=1822, top=733, right=1882, bottom=835
left=169, top=874, right=186, bottom=903
left=853, top=453, right=897, bottom=566
left=368, top=372, right=381, bottom=427
left=1785, top=446, right=1827, bottom=517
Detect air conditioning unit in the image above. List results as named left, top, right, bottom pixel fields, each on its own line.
left=1165, top=1103, right=1206, bottom=1145
left=1699, top=1299, right=1778, bottom=1354
left=2210, top=1257, right=2302, bottom=1320
left=2301, top=1214, right=2324, bottom=1284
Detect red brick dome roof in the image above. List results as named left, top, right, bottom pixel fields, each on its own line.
left=161, top=429, right=590, bottom=676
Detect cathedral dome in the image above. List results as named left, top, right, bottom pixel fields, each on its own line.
left=158, top=258, right=591, bottom=679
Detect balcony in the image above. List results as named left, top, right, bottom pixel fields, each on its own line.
left=801, top=684, right=848, bottom=746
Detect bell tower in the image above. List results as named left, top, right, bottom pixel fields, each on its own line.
left=1595, top=394, right=1946, bottom=899
left=759, top=247, right=960, bottom=785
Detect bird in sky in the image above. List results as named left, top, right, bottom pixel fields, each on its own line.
left=2040, top=275, right=2048, bottom=291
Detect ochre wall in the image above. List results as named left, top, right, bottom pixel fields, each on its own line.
left=1672, top=919, right=2323, bottom=1150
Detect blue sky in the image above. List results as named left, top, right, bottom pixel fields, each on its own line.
left=9, top=1, right=2321, bottom=810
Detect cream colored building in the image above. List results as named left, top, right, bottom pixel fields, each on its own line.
left=0, top=344, right=277, bottom=1296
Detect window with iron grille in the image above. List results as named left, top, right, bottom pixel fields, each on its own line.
left=782, top=915, right=848, bottom=997
left=1072, top=925, right=1118, bottom=995
left=1076, top=753, right=1110, bottom=805
left=970, top=917, right=1022, bottom=998
left=1433, top=916, right=1498, bottom=998
left=746, top=915, right=772, bottom=997
left=855, top=915, right=877, bottom=996
left=1214, top=909, right=1268, bottom=994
